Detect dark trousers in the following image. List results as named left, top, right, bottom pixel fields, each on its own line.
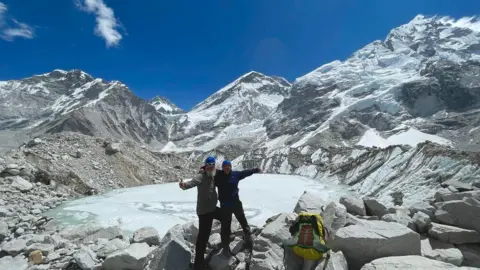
left=221, top=199, right=252, bottom=249
left=194, top=207, right=222, bottom=269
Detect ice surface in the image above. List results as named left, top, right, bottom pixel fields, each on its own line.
left=45, top=174, right=353, bottom=237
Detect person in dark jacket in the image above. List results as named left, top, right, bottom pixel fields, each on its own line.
left=179, top=156, right=225, bottom=269
left=215, top=159, right=262, bottom=255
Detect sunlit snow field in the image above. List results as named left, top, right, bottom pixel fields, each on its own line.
left=46, top=174, right=353, bottom=237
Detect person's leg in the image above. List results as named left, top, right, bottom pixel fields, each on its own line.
left=212, top=207, right=230, bottom=250
left=220, top=206, right=233, bottom=254
left=194, top=213, right=214, bottom=269
left=232, top=200, right=252, bottom=248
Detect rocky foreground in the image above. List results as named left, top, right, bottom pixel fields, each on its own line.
left=1, top=161, right=480, bottom=270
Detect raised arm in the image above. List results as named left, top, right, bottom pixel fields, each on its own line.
left=180, top=173, right=203, bottom=190
left=238, top=168, right=261, bottom=181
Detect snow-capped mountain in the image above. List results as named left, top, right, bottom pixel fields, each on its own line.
left=156, top=15, right=480, bottom=155
left=163, top=71, right=291, bottom=152
left=0, top=69, right=170, bottom=148
left=264, top=15, right=480, bottom=151
left=150, top=96, right=184, bottom=114
left=1, top=15, right=480, bottom=158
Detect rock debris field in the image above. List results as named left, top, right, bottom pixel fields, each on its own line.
left=1, top=150, right=480, bottom=270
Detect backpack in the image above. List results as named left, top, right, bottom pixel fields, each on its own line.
left=284, top=213, right=330, bottom=261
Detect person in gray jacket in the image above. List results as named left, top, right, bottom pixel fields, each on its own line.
left=179, top=156, right=224, bottom=270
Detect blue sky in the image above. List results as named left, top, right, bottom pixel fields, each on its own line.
left=0, top=0, right=478, bottom=110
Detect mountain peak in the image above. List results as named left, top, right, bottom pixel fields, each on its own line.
left=150, top=95, right=184, bottom=114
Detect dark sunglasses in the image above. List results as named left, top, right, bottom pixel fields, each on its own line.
left=205, top=163, right=215, bottom=166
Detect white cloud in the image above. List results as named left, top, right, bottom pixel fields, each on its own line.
left=76, top=0, right=123, bottom=47
left=0, top=2, right=35, bottom=41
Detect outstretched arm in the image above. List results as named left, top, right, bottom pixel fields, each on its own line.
left=238, top=168, right=262, bottom=181
left=180, top=174, right=202, bottom=190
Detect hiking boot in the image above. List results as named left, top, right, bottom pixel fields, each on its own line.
left=220, top=245, right=232, bottom=257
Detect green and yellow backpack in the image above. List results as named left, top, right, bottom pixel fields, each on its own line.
left=283, top=212, right=330, bottom=260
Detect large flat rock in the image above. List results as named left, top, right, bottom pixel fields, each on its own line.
left=435, top=198, right=480, bottom=233
left=360, top=255, right=468, bottom=269
left=429, top=222, right=480, bottom=245
left=294, top=191, right=326, bottom=214
left=421, top=236, right=463, bottom=266
left=331, top=220, right=420, bottom=270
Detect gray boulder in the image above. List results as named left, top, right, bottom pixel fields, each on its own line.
left=133, top=226, right=160, bottom=246
left=435, top=198, right=480, bottom=233
left=321, top=202, right=347, bottom=235
left=0, top=255, right=28, bottom=270
left=230, top=237, right=244, bottom=255
left=96, top=238, right=129, bottom=258
left=103, top=243, right=154, bottom=270
left=1, top=238, right=28, bottom=256
left=0, top=220, right=8, bottom=242
left=9, top=176, right=33, bottom=192
left=413, top=211, right=431, bottom=233
left=209, top=251, right=238, bottom=270
left=409, top=201, right=436, bottom=219
left=105, top=143, right=121, bottom=155
left=82, top=226, right=123, bottom=244
left=363, top=198, right=389, bottom=218
left=473, top=181, right=480, bottom=189
left=456, top=244, right=480, bottom=267
left=441, top=179, right=474, bottom=192
left=421, top=236, right=463, bottom=266
left=73, top=246, right=99, bottom=270
left=59, top=224, right=103, bottom=242
left=429, top=222, right=480, bottom=245
left=0, top=206, right=8, bottom=217
left=208, top=233, right=222, bottom=248
left=250, top=213, right=298, bottom=270
left=294, top=191, right=326, bottom=214
left=330, top=220, right=421, bottom=270
left=27, top=138, right=42, bottom=147
left=316, top=251, right=348, bottom=270
left=144, top=239, right=191, bottom=270
left=340, top=196, right=366, bottom=216
left=381, top=209, right=416, bottom=231
left=435, top=189, right=480, bottom=203
left=360, top=255, right=465, bottom=269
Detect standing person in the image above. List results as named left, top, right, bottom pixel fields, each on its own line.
left=214, top=159, right=262, bottom=255
left=179, top=156, right=225, bottom=270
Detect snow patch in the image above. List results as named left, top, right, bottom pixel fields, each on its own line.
left=386, top=128, right=452, bottom=147
left=357, top=129, right=389, bottom=148
left=357, top=128, right=451, bottom=148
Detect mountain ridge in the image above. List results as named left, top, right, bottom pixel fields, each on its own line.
left=1, top=15, right=480, bottom=155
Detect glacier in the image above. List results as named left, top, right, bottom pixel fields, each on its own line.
left=45, top=174, right=354, bottom=236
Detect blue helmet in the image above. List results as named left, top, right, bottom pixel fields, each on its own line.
left=205, top=156, right=216, bottom=164
left=222, top=159, right=232, bottom=167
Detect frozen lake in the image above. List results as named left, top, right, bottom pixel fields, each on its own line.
left=46, top=174, right=353, bottom=237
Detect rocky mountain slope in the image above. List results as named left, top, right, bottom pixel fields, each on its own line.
left=0, top=69, right=173, bottom=153
left=265, top=15, right=480, bottom=151
left=164, top=71, right=291, bottom=152
left=149, top=96, right=184, bottom=115
left=156, top=15, right=480, bottom=154
left=1, top=133, right=199, bottom=196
